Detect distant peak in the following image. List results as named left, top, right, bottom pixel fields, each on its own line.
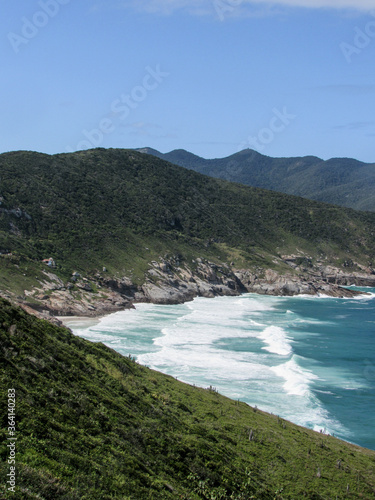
left=136, top=147, right=162, bottom=155
left=166, top=149, right=203, bottom=159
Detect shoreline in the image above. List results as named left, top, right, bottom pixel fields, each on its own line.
left=5, top=261, right=375, bottom=325
left=58, top=285, right=375, bottom=331
left=56, top=315, right=103, bottom=329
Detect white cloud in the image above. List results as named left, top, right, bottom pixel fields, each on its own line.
left=318, top=84, right=375, bottom=94
left=255, top=0, right=375, bottom=9
left=125, top=0, right=212, bottom=16
left=124, top=0, right=375, bottom=16
left=332, top=121, right=375, bottom=130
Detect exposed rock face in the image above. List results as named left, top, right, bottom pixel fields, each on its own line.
left=141, top=282, right=197, bottom=304
left=6, top=257, right=372, bottom=320
left=234, top=269, right=363, bottom=298
left=324, top=270, right=375, bottom=288
left=18, top=271, right=133, bottom=318
left=141, top=259, right=244, bottom=304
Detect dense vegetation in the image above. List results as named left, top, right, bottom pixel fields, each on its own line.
left=1, top=298, right=375, bottom=499
left=1, top=148, right=375, bottom=296
left=138, top=148, right=375, bottom=212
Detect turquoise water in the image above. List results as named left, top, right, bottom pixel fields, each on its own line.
left=70, top=288, right=375, bottom=450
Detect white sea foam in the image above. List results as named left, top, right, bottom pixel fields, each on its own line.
left=135, top=299, right=272, bottom=389
left=348, top=292, right=375, bottom=301
left=268, top=356, right=348, bottom=436
left=238, top=294, right=276, bottom=311
left=271, top=356, right=318, bottom=396
left=138, top=345, right=271, bottom=384
left=257, top=326, right=293, bottom=356
left=298, top=291, right=375, bottom=301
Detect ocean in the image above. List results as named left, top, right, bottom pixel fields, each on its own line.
left=68, top=288, right=375, bottom=450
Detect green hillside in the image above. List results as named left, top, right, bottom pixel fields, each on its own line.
left=1, top=148, right=375, bottom=300
left=1, top=298, right=375, bottom=499
left=137, top=148, right=375, bottom=212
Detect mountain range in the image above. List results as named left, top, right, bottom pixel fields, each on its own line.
left=1, top=148, right=374, bottom=276
left=136, top=148, right=375, bottom=212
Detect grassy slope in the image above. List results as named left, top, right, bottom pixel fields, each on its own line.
left=0, top=298, right=375, bottom=499
left=143, top=148, right=375, bottom=212
left=1, top=148, right=375, bottom=297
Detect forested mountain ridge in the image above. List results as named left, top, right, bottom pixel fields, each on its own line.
left=137, top=147, right=375, bottom=212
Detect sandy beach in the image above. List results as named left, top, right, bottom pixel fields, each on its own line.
left=57, top=316, right=102, bottom=329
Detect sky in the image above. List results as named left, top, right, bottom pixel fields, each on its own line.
left=1, top=0, right=375, bottom=162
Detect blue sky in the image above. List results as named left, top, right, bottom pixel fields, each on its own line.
left=1, top=0, right=375, bottom=161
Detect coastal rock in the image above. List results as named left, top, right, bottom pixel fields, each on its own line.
left=135, top=258, right=246, bottom=305
left=326, top=274, right=375, bottom=288
left=141, top=282, right=197, bottom=304
left=7, top=257, right=372, bottom=321
left=234, top=269, right=365, bottom=299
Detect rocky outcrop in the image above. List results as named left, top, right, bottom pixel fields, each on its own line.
left=234, top=268, right=365, bottom=298
left=322, top=268, right=375, bottom=288
left=20, top=271, right=133, bottom=318
left=37, top=290, right=131, bottom=317
left=7, top=256, right=373, bottom=320
left=140, top=259, right=244, bottom=304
